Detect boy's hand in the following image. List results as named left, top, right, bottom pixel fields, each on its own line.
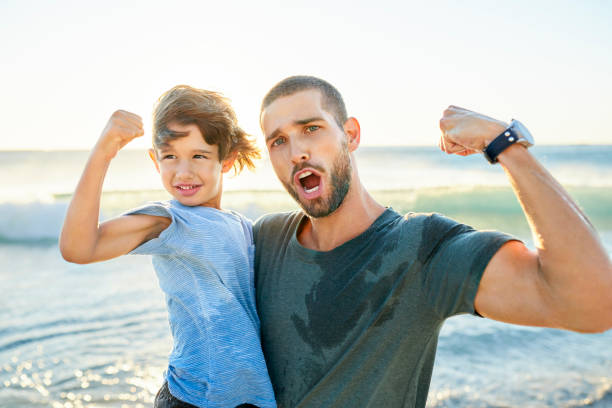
left=96, top=110, right=145, bottom=159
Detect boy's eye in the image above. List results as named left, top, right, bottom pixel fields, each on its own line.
left=162, top=154, right=176, bottom=160
left=193, top=154, right=208, bottom=159
left=271, top=137, right=286, bottom=147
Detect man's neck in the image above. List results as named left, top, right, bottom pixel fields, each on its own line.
left=297, top=180, right=385, bottom=252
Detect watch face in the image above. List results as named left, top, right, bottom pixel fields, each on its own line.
left=511, top=119, right=535, bottom=147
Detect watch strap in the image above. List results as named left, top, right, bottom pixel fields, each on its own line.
left=483, top=127, right=519, bottom=164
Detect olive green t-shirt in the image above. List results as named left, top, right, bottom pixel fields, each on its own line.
left=253, top=209, right=514, bottom=408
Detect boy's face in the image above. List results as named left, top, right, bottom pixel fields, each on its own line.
left=149, top=122, right=233, bottom=208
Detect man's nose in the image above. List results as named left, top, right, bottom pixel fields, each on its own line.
left=290, top=139, right=310, bottom=164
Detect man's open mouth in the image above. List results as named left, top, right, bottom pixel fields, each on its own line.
left=296, top=170, right=321, bottom=194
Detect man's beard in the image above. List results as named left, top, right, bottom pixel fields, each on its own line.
left=282, top=147, right=352, bottom=218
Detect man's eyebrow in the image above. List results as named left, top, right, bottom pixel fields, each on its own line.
left=294, top=117, right=324, bottom=125
left=265, top=117, right=324, bottom=142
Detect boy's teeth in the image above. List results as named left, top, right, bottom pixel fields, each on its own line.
left=304, top=185, right=319, bottom=194
left=299, top=171, right=312, bottom=179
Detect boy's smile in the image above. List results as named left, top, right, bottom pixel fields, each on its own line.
left=174, top=183, right=202, bottom=197
left=150, top=122, right=233, bottom=208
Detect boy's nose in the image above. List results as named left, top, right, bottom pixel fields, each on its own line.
left=175, top=160, right=194, bottom=178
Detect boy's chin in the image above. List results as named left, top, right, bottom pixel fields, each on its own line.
left=171, top=194, right=220, bottom=209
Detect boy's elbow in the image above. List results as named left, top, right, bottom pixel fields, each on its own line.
left=59, top=242, right=92, bottom=265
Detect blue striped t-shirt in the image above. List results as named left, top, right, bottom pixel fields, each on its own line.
left=126, top=200, right=276, bottom=408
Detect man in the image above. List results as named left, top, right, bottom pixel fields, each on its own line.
left=253, top=75, right=612, bottom=407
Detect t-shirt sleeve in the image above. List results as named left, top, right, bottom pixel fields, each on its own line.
left=252, top=214, right=264, bottom=245
left=419, top=213, right=518, bottom=318
left=235, top=211, right=254, bottom=246
left=121, top=201, right=177, bottom=256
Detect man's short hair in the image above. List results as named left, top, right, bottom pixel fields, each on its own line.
left=153, top=85, right=259, bottom=173
left=261, top=76, right=348, bottom=129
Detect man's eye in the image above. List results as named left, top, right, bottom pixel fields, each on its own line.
left=306, top=125, right=319, bottom=133
left=271, top=137, right=286, bottom=147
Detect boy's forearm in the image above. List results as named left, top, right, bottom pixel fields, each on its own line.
left=498, top=145, right=612, bottom=330
left=59, top=148, right=112, bottom=263
left=60, top=110, right=145, bottom=264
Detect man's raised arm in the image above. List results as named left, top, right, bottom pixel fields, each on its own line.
left=439, top=106, right=612, bottom=333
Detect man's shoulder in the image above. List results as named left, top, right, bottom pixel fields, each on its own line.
left=253, top=210, right=303, bottom=233
left=391, top=210, right=464, bottom=232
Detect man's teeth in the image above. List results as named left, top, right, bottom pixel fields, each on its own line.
left=299, top=171, right=312, bottom=179
left=304, top=185, right=319, bottom=194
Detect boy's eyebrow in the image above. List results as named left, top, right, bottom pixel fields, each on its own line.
left=157, top=146, right=214, bottom=154
left=265, top=117, right=324, bottom=142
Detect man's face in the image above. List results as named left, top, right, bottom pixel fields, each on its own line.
left=261, top=90, right=352, bottom=218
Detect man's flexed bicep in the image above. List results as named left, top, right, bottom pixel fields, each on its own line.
left=475, top=241, right=559, bottom=328
left=476, top=239, right=612, bottom=333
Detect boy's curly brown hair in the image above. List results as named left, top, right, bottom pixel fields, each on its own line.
left=153, top=85, right=260, bottom=173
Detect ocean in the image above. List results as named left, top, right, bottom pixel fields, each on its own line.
left=1, top=146, right=611, bottom=407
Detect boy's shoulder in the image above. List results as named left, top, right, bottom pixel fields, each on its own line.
left=122, top=200, right=175, bottom=218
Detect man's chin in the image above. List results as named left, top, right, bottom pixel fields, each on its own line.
left=300, top=201, right=335, bottom=218
left=297, top=192, right=349, bottom=219
left=285, top=187, right=333, bottom=218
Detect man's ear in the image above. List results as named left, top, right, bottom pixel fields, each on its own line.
left=221, top=151, right=238, bottom=173
left=343, top=117, right=361, bottom=152
left=148, top=149, right=160, bottom=173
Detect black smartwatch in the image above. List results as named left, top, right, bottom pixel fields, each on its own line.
left=484, top=119, right=534, bottom=164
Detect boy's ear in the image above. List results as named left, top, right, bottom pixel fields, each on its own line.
left=148, top=149, right=160, bottom=173
left=343, top=117, right=361, bottom=152
left=221, top=151, right=238, bottom=173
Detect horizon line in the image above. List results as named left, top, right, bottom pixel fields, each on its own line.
left=1, top=143, right=611, bottom=153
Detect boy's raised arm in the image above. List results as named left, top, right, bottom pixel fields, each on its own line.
left=60, top=110, right=169, bottom=264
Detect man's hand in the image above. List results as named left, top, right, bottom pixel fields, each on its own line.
left=438, top=106, right=508, bottom=156
left=95, top=110, right=144, bottom=160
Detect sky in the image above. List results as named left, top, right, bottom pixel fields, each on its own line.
left=1, top=0, right=611, bottom=150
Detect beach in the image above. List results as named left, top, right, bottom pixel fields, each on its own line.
left=1, top=146, right=611, bottom=407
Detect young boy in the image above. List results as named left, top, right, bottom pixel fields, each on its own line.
left=60, top=85, right=276, bottom=408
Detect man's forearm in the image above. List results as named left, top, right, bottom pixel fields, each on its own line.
left=498, top=144, right=612, bottom=331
